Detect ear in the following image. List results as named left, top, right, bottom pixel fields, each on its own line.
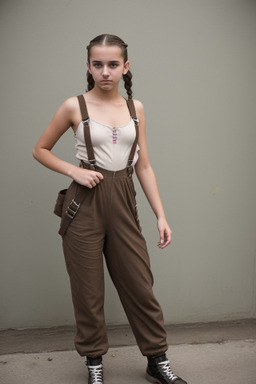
left=87, top=62, right=91, bottom=74
left=123, top=60, right=130, bottom=75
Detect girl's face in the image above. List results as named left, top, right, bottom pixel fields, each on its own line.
left=87, top=45, right=130, bottom=92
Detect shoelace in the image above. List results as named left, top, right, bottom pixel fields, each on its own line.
left=88, top=364, right=103, bottom=384
left=158, top=361, right=178, bottom=381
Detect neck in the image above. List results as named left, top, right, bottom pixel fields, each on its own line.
left=89, top=86, right=123, bottom=102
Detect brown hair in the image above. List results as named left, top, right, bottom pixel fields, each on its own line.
left=86, top=34, right=133, bottom=99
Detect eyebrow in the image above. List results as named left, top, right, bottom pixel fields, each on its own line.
left=92, top=60, right=121, bottom=64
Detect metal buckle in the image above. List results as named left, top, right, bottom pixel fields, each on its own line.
left=82, top=118, right=90, bottom=124
left=89, top=159, right=96, bottom=170
left=132, top=118, right=139, bottom=125
left=127, top=165, right=133, bottom=177
left=66, top=199, right=80, bottom=219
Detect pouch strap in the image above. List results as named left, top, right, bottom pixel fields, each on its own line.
left=58, top=182, right=86, bottom=236
left=77, top=95, right=96, bottom=170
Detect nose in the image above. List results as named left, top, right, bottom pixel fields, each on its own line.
left=102, top=65, right=110, bottom=78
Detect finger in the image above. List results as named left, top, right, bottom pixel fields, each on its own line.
left=158, top=239, right=166, bottom=247
left=92, top=173, right=103, bottom=185
left=158, top=230, right=165, bottom=246
left=158, top=230, right=172, bottom=248
left=95, top=172, right=104, bottom=180
left=157, top=242, right=165, bottom=249
left=159, top=229, right=165, bottom=244
left=162, top=239, right=171, bottom=248
left=166, top=230, right=172, bottom=244
left=158, top=241, right=168, bottom=249
left=90, top=179, right=97, bottom=188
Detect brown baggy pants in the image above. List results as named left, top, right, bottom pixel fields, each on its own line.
left=62, top=165, right=168, bottom=358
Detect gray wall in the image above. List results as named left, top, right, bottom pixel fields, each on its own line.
left=0, top=0, right=256, bottom=330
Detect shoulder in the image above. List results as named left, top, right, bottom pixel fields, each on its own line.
left=57, top=96, right=81, bottom=126
left=61, top=96, right=80, bottom=113
left=133, top=99, right=144, bottom=112
left=132, top=99, right=145, bottom=122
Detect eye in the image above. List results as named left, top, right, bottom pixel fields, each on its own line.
left=110, top=62, right=119, bottom=68
left=92, top=62, right=102, bottom=68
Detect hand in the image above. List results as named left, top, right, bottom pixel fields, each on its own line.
left=71, top=166, right=103, bottom=189
left=157, top=217, right=172, bottom=249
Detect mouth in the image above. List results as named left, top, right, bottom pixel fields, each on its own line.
left=101, top=80, right=112, bottom=83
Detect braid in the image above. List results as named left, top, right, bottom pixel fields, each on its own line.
left=86, top=71, right=95, bottom=92
left=123, top=70, right=133, bottom=100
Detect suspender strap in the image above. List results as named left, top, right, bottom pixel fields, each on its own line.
left=59, top=95, right=94, bottom=236
left=77, top=94, right=89, bottom=120
left=126, top=99, right=139, bottom=168
left=77, top=95, right=96, bottom=170
left=126, top=99, right=137, bottom=120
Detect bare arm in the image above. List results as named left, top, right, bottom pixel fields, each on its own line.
left=134, top=100, right=172, bottom=249
left=33, top=97, right=103, bottom=188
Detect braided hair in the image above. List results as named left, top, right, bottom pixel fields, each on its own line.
left=86, top=34, right=133, bottom=100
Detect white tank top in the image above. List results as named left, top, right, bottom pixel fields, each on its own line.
left=74, top=118, right=140, bottom=171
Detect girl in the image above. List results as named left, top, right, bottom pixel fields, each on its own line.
left=33, top=34, right=187, bottom=384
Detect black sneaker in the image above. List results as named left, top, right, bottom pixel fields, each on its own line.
left=86, top=357, right=104, bottom=384
left=146, top=354, right=187, bottom=384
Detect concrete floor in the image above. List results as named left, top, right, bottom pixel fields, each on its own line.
left=1, top=320, right=256, bottom=384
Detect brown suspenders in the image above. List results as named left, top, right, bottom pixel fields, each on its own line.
left=77, top=95, right=96, bottom=170
left=77, top=94, right=139, bottom=170
left=58, top=95, right=139, bottom=236
left=126, top=99, right=139, bottom=169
